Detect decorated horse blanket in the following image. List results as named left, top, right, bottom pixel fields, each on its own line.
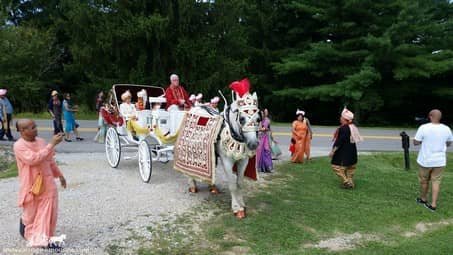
left=174, top=109, right=223, bottom=184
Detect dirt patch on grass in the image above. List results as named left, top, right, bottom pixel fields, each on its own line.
left=403, top=219, right=453, bottom=237
left=219, top=246, right=252, bottom=255
left=304, top=219, right=453, bottom=252
left=304, top=232, right=380, bottom=251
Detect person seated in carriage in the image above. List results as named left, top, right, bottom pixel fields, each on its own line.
left=119, top=90, right=150, bottom=138
left=150, top=98, right=164, bottom=130
left=165, top=74, right=192, bottom=111
left=210, top=96, right=220, bottom=112
left=194, top=93, right=203, bottom=106
left=95, top=102, right=124, bottom=143
left=102, top=103, right=123, bottom=127
left=188, top=94, right=196, bottom=106
left=135, top=89, right=148, bottom=111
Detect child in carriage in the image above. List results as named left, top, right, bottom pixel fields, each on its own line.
left=194, top=93, right=203, bottom=106
left=119, top=90, right=150, bottom=139
left=210, top=96, right=220, bottom=112
left=135, top=89, right=147, bottom=111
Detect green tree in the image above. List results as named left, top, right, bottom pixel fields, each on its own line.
left=272, top=0, right=453, bottom=124
left=0, top=26, right=54, bottom=111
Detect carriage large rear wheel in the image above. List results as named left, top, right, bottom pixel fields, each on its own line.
left=138, top=140, right=152, bottom=183
left=105, top=127, right=121, bottom=168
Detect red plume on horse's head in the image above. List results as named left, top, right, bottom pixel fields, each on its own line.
left=229, top=78, right=250, bottom=97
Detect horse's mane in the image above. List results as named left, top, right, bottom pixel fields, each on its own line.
left=199, top=105, right=219, bottom=116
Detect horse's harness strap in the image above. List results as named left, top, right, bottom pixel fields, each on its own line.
left=219, top=125, right=255, bottom=160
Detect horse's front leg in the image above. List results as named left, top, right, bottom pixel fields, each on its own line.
left=219, top=155, right=241, bottom=215
left=235, top=158, right=249, bottom=212
left=220, top=155, right=248, bottom=219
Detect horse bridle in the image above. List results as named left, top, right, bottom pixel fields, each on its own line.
left=224, top=104, right=260, bottom=143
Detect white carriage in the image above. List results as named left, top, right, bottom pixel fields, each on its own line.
left=104, top=84, right=185, bottom=183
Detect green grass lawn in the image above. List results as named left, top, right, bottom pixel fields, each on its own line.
left=0, top=161, right=17, bottom=179
left=137, top=153, right=453, bottom=255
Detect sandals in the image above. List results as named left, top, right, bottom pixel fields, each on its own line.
left=424, top=203, right=437, bottom=212
left=416, top=198, right=436, bottom=212
left=76, top=137, right=84, bottom=141
left=416, top=197, right=427, bottom=205
left=64, top=138, right=72, bottom=142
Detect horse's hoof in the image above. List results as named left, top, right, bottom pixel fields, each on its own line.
left=209, top=186, right=220, bottom=194
left=188, top=187, right=198, bottom=193
left=234, top=210, right=246, bottom=219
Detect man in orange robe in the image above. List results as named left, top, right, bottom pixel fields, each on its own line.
left=14, top=119, right=67, bottom=247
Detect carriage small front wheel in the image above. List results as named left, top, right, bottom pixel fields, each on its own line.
left=138, top=139, right=152, bottom=183
left=105, top=127, right=121, bottom=168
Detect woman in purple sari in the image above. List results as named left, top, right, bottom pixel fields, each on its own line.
left=256, top=109, right=273, bottom=172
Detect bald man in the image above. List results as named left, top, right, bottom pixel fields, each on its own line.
left=14, top=119, right=66, bottom=247
left=414, top=110, right=453, bottom=212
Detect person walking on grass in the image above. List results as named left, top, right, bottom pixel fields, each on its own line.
left=414, top=109, right=453, bottom=212
left=329, top=108, right=363, bottom=189
left=256, top=108, right=273, bottom=173
left=291, top=109, right=312, bottom=163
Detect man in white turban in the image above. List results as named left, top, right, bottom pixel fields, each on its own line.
left=329, top=107, right=363, bottom=189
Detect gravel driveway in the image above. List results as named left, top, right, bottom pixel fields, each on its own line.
left=0, top=152, right=222, bottom=254
left=0, top=145, right=330, bottom=254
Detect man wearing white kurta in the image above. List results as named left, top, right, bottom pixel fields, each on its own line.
left=414, top=109, right=453, bottom=211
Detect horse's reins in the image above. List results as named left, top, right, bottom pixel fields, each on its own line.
left=217, top=89, right=259, bottom=144
left=224, top=106, right=246, bottom=142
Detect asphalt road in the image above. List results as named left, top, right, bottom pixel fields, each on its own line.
left=3, top=119, right=449, bottom=157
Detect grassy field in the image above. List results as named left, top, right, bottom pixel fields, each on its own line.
left=0, top=163, right=17, bottom=179
left=136, top=153, right=453, bottom=255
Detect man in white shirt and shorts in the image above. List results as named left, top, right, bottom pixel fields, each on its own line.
left=414, top=109, right=453, bottom=211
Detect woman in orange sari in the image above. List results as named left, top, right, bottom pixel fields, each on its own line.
left=291, top=109, right=312, bottom=163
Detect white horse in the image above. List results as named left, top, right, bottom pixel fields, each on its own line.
left=191, top=89, right=261, bottom=219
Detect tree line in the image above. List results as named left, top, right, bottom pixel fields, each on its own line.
left=1, top=0, right=452, bottom=125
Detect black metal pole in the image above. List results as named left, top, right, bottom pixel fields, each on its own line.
left=400, top=131, right=410, bottom=170
left=403, top=147, right=410, bottom=170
